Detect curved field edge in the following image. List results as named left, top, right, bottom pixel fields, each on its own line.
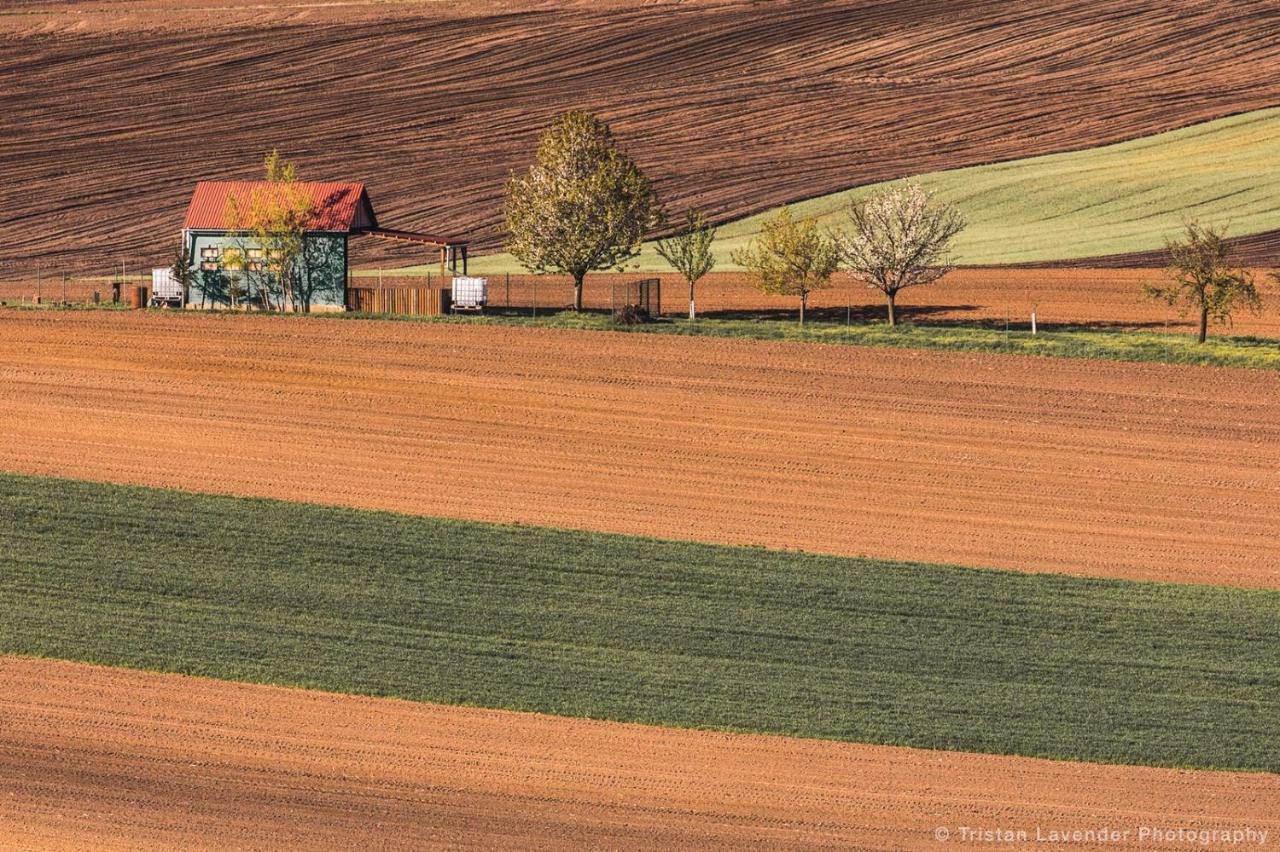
left=3, top=310, right=1278, bottom=589
left=6, top=0, right=1280, bottom=273
left=2, top=472, right=1276, bottom=772
left=443, top=107, right=1280, bottom=275
left=693, top=107, right=1280, bottom=267
left=5, top=658, right=1278, bottom=850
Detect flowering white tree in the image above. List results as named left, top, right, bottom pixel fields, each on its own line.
left=834, top=183, right=965, bottom=326
left=505, top=111, right=663, bottom=311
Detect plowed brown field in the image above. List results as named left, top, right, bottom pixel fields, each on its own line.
left=4, top=0, right=1280, bottom=273
left=1, top=310, right=1277, bottom=587
left=2, top=656, right=1276, bottom=850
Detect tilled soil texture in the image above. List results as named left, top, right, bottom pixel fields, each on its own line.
left=4, top=0, right=1280, bottom=274
left=1, top=311, right=1278, bottom=588
left=352, top=268, right=1280, bottom=334
left=2, top=657, right=1278, bottom=851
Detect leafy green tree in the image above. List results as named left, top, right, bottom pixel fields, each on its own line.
left=505, top=110, right=663, bottom=311
left=656, top=209, right=717, bottom=319
left=731, top=206, right=838, bottom=325
left=834, top=182, right=965, bottom=326
left=1145, top=223, right=1261, bottom=343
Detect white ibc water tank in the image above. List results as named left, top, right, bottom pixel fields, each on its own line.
left=151, top=268, right=182, bottom=304
left=452, top=276, right=488, bottom=311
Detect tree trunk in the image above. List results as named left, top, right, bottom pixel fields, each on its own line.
left=1198, top=307, right=1208, bottom=344
left=689, top=280, right=696, bottom=321
left=573, top=274, right=585, bottom=312
left=886, top=291, right=898, bottom=326
left=799, top=292, right=807, bottom=326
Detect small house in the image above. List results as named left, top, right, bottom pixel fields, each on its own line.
left=180, top=180, right=468, bottom=311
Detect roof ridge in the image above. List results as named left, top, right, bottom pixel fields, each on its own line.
left=181, top=181, right=375, bottom=232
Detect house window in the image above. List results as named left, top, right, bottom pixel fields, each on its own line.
left=200, top=247, right=220, bottom=260
left=200, top=261, right=218, bottom=271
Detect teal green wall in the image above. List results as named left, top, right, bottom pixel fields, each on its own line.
left=185, top=231, right=347, bottom=309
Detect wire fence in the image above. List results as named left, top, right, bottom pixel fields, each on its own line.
left=2, top=267, right=1263, bottom=333
left=349, top=271, right=899, bottom=320
left=0, top=275, right=138, bottom=307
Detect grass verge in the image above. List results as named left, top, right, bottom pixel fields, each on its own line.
left=336, top=310, right=1280, bottom=370
left=1, top=472, right=1276, bottom=772
left=7, top=303, right=1276, bottom=369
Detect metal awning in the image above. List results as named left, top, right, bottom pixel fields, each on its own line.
left=357, top=228, right=469, bottom=274
left=358, top=227, right=467, bottom=248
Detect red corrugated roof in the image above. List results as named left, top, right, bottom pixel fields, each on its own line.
left=182, top=181, right=376, bottom=232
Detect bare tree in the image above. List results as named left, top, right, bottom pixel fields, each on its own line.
left=1145, top=223, right=1261, bottom=343
left=505, top=110, right=663, bottom=311
left=298, top=235, right=346, bottom=311
left=169, top=239, right=194, bottom=305
left=732, top=206, right=839, bottom=325
left=834, top=182, right=965, bottom=326
left=656, top=209, right=717, bottom=319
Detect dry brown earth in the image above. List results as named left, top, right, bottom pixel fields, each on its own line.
left=1, top=310, right=1277, bottom=587
left=3, top=0, right=1280, bottom=272
left=2, top=656, right=1277, bottom=850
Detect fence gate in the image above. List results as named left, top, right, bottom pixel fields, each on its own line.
left=614, top=278, right=661, bottom=315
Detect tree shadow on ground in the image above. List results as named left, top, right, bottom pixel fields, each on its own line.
left=913, top=316, right=1192, bottom=332
left=477, top=303, right=1198, bottom=332
left=694, top=304, right=975, bottom=323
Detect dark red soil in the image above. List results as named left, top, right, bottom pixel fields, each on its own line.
left=3, top=0, right=1280, bottom=275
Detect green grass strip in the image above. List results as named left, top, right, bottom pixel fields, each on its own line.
left=1, top=472, right=1276, bottom=772
left=338, top=310, right=1280, bottom=371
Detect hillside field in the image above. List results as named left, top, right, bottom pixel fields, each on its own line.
left=1, top=311, right=1278, bottom=588
left=3, top=473, right=1278, bottom=770
left=426, top=108, right=1280, bottom=274
left=4, top=0, right=1280, bottom=274
left=4, top=0, right=1280, bottom=845
left=5, top=657, right=1277, bottom=850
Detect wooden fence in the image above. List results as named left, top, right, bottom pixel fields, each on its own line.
left=346, top=286, right=451, bottom=316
